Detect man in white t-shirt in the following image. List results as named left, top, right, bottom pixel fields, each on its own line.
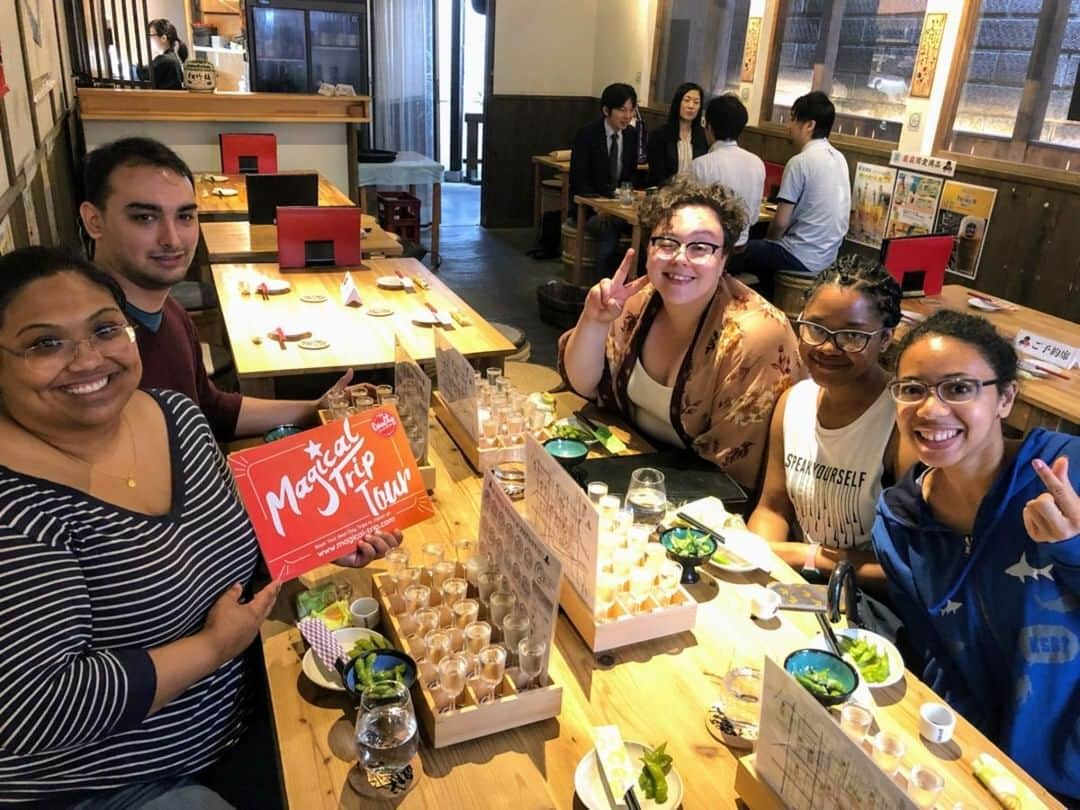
left=690, top=94, right=765, bottom=248
left=732, top=91, right=850, bottom=299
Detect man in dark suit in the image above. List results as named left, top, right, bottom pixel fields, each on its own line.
left=569, top=83, right=639, bottom=280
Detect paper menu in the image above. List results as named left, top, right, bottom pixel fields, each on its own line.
left=477, top=471, right=562, bottom=678
left=594, top=725, right=636, bottom=805
left=394, top=337, right=432, bottom=463
left=434, top=330, right=478, bottom=439
left=524, top=434, right=599, bottom=608
left=756, top=657, right=911, bottom=810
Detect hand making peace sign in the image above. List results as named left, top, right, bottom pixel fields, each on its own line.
left=1023, top=456, right=1080, bottom=543
left=581, top=249, right=650, bottom=325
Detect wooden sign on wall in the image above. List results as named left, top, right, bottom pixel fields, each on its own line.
left=911, top=13, right=947, bottom=99
left=740, top=17, right=762, bottom=83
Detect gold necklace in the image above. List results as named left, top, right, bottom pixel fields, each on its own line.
left=37, top=413, right=138, bottom=488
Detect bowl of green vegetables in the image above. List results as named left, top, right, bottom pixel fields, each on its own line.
left=660, top=527, right=717, bottom=584
left=344, top=649, right=418, bottom=697
left=784, top=648, right=858, bottom=706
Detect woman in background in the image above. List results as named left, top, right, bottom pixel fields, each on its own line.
left=148, top=18, right=187, bottom=90
left=647, top=82, right=708, bottom=188
left=749, top=256, right=911, bottom=586
left=872, top=310, right=1079, bottom=803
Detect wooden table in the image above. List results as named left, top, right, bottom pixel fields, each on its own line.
left=210, top=257, right=515, bottom=396
left=532, top=155, right=571, bottom=231
left=201, top=219, right=402, bottom=264
left=259, top=394, right=1061, bottom=809
left=195, top=173, right=355, bottom=222
left=572, top=195, right=778, bottom=286
left=902, top=285, right=1079, bottom=433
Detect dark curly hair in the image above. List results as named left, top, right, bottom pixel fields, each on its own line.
left=803, top=255, right=902, bottom=328
left=637, top=176, right=748, bottom=258
left=0, top=246, right=127, bottom=328
left=895, top=309, right=1018, bottom=390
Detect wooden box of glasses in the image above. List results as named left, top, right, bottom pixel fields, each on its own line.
left=559, top=578, right=698, bottom=653
left=371, top=572, right=562, bottom=748
left=431, top=391, right=526, bottom=475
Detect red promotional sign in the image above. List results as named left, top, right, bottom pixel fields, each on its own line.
left=229, top=406, right=434, bottom=580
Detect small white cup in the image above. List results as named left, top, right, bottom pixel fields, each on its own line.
left=349, top=597, right=380, bottom=629
left=749, top=586, right=781, bottom=620
left=918, top=701, right=956, bottom=744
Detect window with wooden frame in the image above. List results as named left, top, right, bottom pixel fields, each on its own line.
left=942, top=0, right=1080, bottom=173
left=651, top=0, right=753, bottom=106
left=767, top=0, right=928, bottom=142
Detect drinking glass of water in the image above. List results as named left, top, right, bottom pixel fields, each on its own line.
left=626, top=468, right=667, bottom=526
left=355, top=681, right=418, bottom=782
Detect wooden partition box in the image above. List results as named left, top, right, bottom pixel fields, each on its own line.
left=558, top=578, right=698, bottom=653
left=372, top=573, right=562, bottom=748
left=318, top=409, right=436, bottom=490
left=431, top=391, right=526, bottom=473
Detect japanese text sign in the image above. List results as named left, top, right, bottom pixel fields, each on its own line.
left=229, top=406, right=434, bottom=580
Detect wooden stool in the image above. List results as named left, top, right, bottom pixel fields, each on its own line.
left=505, top=361, right=562, bottom=394
left=773, top=272, right=816, bottom=319
left=492, top=322, right=531, bottom=362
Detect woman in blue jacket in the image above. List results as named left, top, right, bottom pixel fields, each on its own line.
left=872, top=310, right=1079, bottom=803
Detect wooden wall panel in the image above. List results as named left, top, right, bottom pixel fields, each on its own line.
left=480, top=94, right=599, bottom=228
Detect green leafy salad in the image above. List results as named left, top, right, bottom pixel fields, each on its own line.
left=838, top=636, right=890, bottom=683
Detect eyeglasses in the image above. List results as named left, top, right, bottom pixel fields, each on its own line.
left=793, top=320, right=887, bottom=353
left=648, top=236, right=723, bottom=264
left=0, top=324, right=136, bottom=372
left=888, top=377, right=1000, bottom=405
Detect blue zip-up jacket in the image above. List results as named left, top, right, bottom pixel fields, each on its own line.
left=871, top=428, right=1080, bottom=803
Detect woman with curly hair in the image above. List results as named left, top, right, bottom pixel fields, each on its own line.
left=559, top=176, right=803, bottom=490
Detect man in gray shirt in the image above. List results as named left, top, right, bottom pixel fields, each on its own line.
left=731, top=92, right=850, bottom=299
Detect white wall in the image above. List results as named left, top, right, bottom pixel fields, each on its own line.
left=492, top=0, right=599, bottom=95
left=592, top=0, right=659, bottom=105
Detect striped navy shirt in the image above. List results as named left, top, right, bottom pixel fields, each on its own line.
left=0, top=391, right=259, bottom=804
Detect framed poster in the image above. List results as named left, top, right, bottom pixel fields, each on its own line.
left=847, top=162, right=897, bottom=248
left=935, top=180, right=997, bottom=280
left=911, top=13, right=947, bottom=98
left=884, top=170, right=944, bottom=241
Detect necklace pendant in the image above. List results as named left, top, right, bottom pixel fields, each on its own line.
left=127, top=478, right=136, bottom=488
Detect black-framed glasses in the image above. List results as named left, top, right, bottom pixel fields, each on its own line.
left=648, top=236, right=723, bottom=264
left=0, top=324, right=136, bottom=372
left=888, top=377, right=1001, bottom=405
left=792, top=319, right=887, bottom=353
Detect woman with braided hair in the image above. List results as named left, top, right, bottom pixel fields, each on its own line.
left=748, top=255, right=914, bottom=586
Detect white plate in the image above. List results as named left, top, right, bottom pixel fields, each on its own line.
left=264, top=279, right=292, bottom=294
left=968, top=296, right=1001, bottom=311
left=411, top=310, right=440, bottom=326
left=811, top=627, right=904, bottom=690
left=574, top=741, right=684, bottom=810
left=708, top=528, right=774, bottom=574
left=301, top=627, right=388, bottom=691
left=205, top=174, right=229, bottom=182
left=212, top=187, right=239, bottom=197
left=376, top=276, right=405, bottom=289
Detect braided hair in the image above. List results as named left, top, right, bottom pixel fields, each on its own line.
left=803, top=254, right=902, bottom=328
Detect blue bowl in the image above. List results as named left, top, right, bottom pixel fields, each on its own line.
left=343, top=649, right=418, bottom=696
left=784, top=648, right=858, bottom=706
left=660, top=527, right=717, bottom=584
left=264, top=423, right=304, bottom=442
left=543, top=438, right=589, bottom=469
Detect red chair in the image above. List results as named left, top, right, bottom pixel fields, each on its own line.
left=276, top=206, right=363, bottom=269
left=763, top=161, right=785, bottom=200
left=219, top=133, right=278, bottom=174
left=880, top=234, right=955, bottom=297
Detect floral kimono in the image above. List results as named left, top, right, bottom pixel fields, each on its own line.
left=558, top=275, right=803, bottom=490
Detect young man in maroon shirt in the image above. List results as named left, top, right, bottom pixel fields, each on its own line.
left=80, top=137, right=396, bottom=566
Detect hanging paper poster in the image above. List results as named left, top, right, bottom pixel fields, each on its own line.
left=740, top=18, right=762, bottom=82
left=847, top=163, right=896, bottom=248
left=884, top=170, right=943, bottom=241
left=911, top=13, right=947, bottom=98
left=229, top=407, right=435, bottom=580
left=935, top=180, right=997, bottom=280
left=0, top=43, right=9, bottom=97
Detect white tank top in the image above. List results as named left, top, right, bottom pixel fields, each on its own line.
left=627, top=358, right=685, bottom=449
left=782, top=379, right=895, bottom=549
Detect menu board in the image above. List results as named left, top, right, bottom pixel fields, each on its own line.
left=229, top=407, right=435, bottom=580
left=757, top=657, right=910, bottom=810
left=434, top=330, right=478, bottom=439
left=935, top=180, right=997, bottom=280
left=478, top=472, right=563, bottom=676
left=848, top=163, right=897, bottom=248
left=394, top=337, right=431, bottom=463
left=884, top=170, right=943, bottom=241
left=524, top=434, right=599, bottom=608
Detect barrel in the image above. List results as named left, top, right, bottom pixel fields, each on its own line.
left=773, top=271, right=817, bottom=320
left=560, top=220, right=632, bottom=275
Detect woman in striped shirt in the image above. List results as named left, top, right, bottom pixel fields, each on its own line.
left=0, top=247, right=395, bottom=807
